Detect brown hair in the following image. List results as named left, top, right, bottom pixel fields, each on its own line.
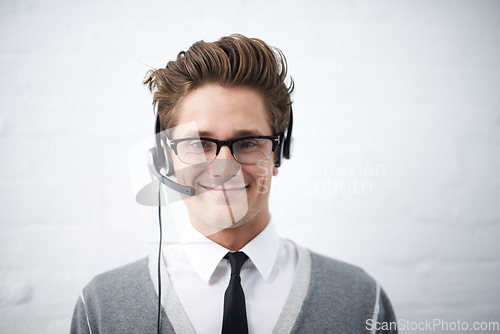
left=143, top=34, right=294, bottom=134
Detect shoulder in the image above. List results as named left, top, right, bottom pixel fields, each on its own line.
left=308, top=250, right=377, bottom=290
left=291, top=248, right=397, bottom=333
left=77, top=258, right=161, bottom=333
left=82, top=257, right=157, bottom=308
left=85, top=258, right=150, bottom=291
left=290, top=248, right=379, bottom=331
left=304, top=249, right=378, bottom=308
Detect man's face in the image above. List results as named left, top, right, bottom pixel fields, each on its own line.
left=169, top=84, right=276, bottom=235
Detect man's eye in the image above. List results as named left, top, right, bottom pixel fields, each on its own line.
left=190, top=140, right=214, bottom=150
left=237, top=140, right=260, bottom=149
left=191, top=141, right=204, bottom=148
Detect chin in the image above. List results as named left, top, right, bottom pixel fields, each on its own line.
left=183, top=191, right=250, bottom=231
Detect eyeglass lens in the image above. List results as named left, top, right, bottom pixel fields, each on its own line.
left=176, top=138, right=273, bottom=165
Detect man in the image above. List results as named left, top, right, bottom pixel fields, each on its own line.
left=71, top=34, right=397, bottom=333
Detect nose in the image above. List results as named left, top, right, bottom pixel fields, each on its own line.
left=209, top=145, right=240, bottom=183
left=216, top=145, right=233, bottom=161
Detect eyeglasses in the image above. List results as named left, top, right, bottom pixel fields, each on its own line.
left=165, top=135, right=281, bottom=165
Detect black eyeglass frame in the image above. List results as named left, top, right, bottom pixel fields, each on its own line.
left=164, top=135, right=282, bottom=165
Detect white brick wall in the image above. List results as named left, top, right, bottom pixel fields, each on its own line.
left=1, top=0, right=499, bottom=332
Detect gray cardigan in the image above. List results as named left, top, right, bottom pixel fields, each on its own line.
left=71, top=246, right=397, bottom=333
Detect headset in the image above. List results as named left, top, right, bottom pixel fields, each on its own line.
left=149, top=104, right=294, bottom=196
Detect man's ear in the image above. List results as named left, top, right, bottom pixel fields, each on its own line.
left=273, top=165, right=278, bottom=176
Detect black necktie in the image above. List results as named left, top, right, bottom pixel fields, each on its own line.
left=222, top=251, right=249, bottom=334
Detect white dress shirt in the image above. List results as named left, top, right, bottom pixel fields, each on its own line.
left=162, top=220, right=298, bottom=334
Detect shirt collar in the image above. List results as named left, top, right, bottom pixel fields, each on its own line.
left=179, top=219, right=280, bottom=285
left=240, top=221, right=280, bottom=280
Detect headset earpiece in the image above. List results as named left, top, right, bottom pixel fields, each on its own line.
left=160, top=136, right=175, bottom=177
left=283, top=107, right=293, bottom=160
left=153, top=113, right=174, bottom=176
left=275, top=104, right=294, bottom=168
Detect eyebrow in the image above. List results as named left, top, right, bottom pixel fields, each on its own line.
left=182, top=129, right=269, bottom=139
